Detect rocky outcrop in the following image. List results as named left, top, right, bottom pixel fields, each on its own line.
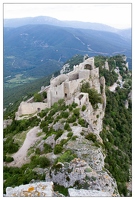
left=46, top=158, right=119, bottom=196
left=3, top=119, right=12, bottom=129
left=5, top=182, right=54, bottom=197
left=68, top=188, right=111, bottom=197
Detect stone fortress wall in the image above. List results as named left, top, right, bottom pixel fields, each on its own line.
left=16, top=57, right=103, bottom=119
left=16, top=102, right=47, bottom=119
left=47, top=57, right=98, bottom=107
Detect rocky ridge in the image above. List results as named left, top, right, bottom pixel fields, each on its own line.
left=4, top=57, right=121, bottom=196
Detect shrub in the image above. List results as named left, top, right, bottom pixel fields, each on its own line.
left=54, top=183, right=68, bottom=196
left=81, top=82, right=102, bottom=106
left=64, top=123, right=71, bottom=131
left=44, top=143, right=53, bottom=153
left=67, top=132, right=73, bottom=137
left=4, top=138, right=19, bottom=154
left=30, top=155, right=50, bottom=168
left=34, top=93, right=43, bottom=102
left=43, top=126, right=49, bottom=133
left=80, top=132, right=84, bottom=136
left=60, top=139, right=68, bottom=146
left=82, top=105, right=86, bottom=111
left=54, top=144, right=63, bottom=154
left=78, top=118, right=88, bottom=127
left=85, top=133, right=97, bottom=142
left=54, top=130, right=63, bottom=141
left=72, top=102, right=78, bottom=108
left=73, top=108, right=80, bottom=117
left=68, top=105, right=73, bottom=111
left=42, top=91, right=47, bottom=99
left=71, top=136, right=78, bottom=140
left=67, top=114, right=76, bottom=123
left=35, top=148, right=41, bottom=155
left=58, top=150, right=76, bottom=163
left=38, top=157, right=50, bottom=168
left=5, top=156, right=14, bottom=163
left=61, top=111, right=69, bottom=118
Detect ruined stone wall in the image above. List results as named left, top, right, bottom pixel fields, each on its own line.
left=50, top=74, right=68, bottom=87
left=68, top=73, right=79, bottom=81
left=79, top=70, right=90, bottom=79
left=68, top=79, right=81, bottom=94
left=48, top=83, right=65, bottom=107
left=64, top=82, right=71, bottom=100
left=16, top=102, right=47, bottom=116
left=83, top=57, right=95, bottom=69
left=74, top=93, right=89, bottom=106
left=90, top=68, right=99, bottom=78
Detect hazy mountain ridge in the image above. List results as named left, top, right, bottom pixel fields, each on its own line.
left=4, top=16, right=131, bottom=39
left=4, top=23, right=131, bottom=82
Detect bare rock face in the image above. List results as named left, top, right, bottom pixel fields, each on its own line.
left=67, top=140, right=104, bottom=171
left=46, top=158, right=119, bottom=197
left=68, top=188, right=111, bottom=197
left=5, top=182, right=54, bottom=197
left=3, top=119, right=12, bottom=129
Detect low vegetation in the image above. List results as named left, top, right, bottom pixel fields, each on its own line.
left=81, top=82, right=102, bottom=107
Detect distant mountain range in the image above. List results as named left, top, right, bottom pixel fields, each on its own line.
left=3, top=16, right=132, bottom=83
left=4, top=16, right=131, bottom=40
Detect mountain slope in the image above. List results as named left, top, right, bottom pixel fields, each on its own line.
left=4, top=16, right=119, bottom=32
left=4, top=16, right=131, bottom=40
left=4, top=24, right=131, bottom=82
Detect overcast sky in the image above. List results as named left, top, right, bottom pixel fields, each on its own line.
left=3, top=3, right=131, bottom=29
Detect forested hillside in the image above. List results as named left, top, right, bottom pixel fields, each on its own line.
left=4, top=23, right=131, bottom=85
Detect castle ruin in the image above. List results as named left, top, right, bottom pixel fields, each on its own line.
left=16, top=57, right=105, bottom=122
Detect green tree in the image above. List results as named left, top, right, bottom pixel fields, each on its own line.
left=34, top=93, right=43, bottom=102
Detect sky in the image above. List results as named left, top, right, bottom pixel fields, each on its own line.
left=3, top=3, right=131, bottom=29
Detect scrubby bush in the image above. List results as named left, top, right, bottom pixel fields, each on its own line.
left=42, top=91, right=47, bottom=99
left=67, top=114, right=76, bottom=123
left=82, top=105, right=86, bottom=111
left=5, top=156, right=14, bottom=163
left=38, top=157, right=50, bottom=168
left=30, top=155, right=50, bottom=168
left=78, top=118, right=88, bottom=127
left=35, top=148, right=41, bottom=155
left=72, top=102, right=78, bottom=108
left=44, top=143, right=53, bottom=153
left=81, top=82, right=102, bottom=107
left=60, top=139, right=69, bottom=146
left=60, top=111, right=69, bottom=118
left=57, top=150, right=76, bottom=163
left=34, top=93, right=43, bottom=102
left=4, top=138, right=19, bottom=154
left=85, top=133, right=97, bottom=142
left=67, top=132, right=73, bottom=137
left=54, top=130, right=64, bottom=141
left=64, top=123, right=71, bottom=131
left=54, top=144, right=63, bottom=154
left=71, top=136, right=78, bottom=140
left=73, top=108, right=80, bottom=117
